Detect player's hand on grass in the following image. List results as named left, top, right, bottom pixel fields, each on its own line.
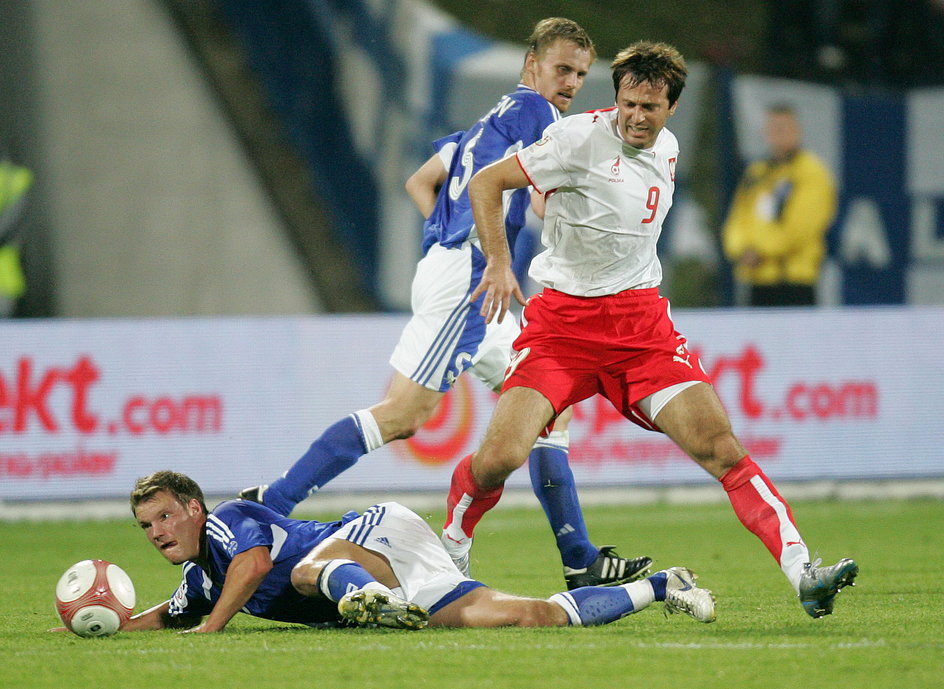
left=178, top=623, right=219, bottom=634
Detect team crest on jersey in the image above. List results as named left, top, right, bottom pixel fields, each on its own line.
left=608, top=155, right=623, bottom=183
left=668, top=156, right=677, bottom=181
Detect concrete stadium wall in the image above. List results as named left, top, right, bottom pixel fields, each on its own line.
left=29, top=0, right=320, bottom=316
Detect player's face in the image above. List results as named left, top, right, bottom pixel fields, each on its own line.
left=525, top=39, right=592, bottom=113
left=615, top=78, right=677, bottom=150
left=135, top=490, right=205, bottom=566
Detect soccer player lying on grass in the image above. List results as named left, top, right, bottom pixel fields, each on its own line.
left=121, top=470, right=715, bottom=632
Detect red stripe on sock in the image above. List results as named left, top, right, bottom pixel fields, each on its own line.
left=444, top=454, right=504, bottom=536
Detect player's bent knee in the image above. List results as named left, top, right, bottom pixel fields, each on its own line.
left=690, top=431, right=745, bottom=477
left=712, top=432, right=746, bottom=466
left=478, top=440, right=532, bottom=474
left=472, top=451, right=525, bottom=488
left=290, top=557, right=325, bottom=597
left=374, top=411, right=424, bottom=441
left=373, top=399, right=438, bottom=441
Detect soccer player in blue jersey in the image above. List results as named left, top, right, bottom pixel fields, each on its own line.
left=122, top=471, right=714, bottom=632
left=239, top=17, right=650, bottom=589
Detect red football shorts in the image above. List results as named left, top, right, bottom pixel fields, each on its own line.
left=502, top=287, right=711, bottom=431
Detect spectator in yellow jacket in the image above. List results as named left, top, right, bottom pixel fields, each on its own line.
left=722, top=104, right=837, bottom=306
left=0, top=157, right=33, bottom=317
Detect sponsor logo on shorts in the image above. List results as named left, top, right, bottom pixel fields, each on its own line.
left=504, top=347, right=531, bottom=382
left=673, top=343, right=693, bottom=369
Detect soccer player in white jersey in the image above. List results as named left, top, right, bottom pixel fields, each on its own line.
left=240, top=18, right=650, bottom=590
left=118, top=470, right=715, bottom=632
left=441, top=41, right=859, bottom=619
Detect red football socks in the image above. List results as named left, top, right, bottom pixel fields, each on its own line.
left=720, top=456, right=806, bottom=570
left=442, top=454, right=505, bottom=543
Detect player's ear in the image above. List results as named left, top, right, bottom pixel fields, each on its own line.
left=523, top=50, right=537, bottom=74
left=187, top=498, right=203, bottom=517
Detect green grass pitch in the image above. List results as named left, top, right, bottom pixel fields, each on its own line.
left=3, top=498, right=942, bottom=688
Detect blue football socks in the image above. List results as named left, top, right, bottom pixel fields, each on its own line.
left=550, top=572, right=666, bottom=626
left=264, top=415, right=369, bottom=515
left=648, top=570, right=668, bottom=600
left=552, top=585, right=636, bottom=625
left=317, top=559, right=381, bottom=602
left=529, top=433, right=598, bottom=569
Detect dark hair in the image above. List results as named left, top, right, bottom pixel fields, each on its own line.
left=130, top=470, right=207, bottom=516
left=611, top=41, right=687, bottom=106
left=525, top=17, right=596, bottom=62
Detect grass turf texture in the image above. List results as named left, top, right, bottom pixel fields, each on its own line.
left=3, top=498, right=942, bottom=688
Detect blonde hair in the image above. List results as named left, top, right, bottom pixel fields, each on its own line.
left=521, top=17, right=596, bottom=77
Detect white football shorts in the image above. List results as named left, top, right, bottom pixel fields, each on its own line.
left=389, top=241, right=519, bottom=393
left=329, top=501, right=483, bottom=614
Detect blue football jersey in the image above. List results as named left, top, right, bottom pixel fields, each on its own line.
left=166, top=500, right=360, bottom=627
left=421, top=84, right=560, bottom=254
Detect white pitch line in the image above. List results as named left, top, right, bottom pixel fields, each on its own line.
left=3, top=480, right=944, bottom=522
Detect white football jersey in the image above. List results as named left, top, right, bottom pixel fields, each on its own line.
left=516, top=108, right=678, bottom=297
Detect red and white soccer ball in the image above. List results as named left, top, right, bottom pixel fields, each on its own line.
left=55, top=559, right=136, bottom=638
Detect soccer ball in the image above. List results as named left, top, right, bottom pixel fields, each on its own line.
left=55, top=559, right=136, bottom=638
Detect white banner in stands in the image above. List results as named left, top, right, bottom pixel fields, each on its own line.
left=1, top=308, right=942, bottom=501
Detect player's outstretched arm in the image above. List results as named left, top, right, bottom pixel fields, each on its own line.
left=120, top=600, right=201, bottom=631
left=182, top=546, right=273, bottom=633
left=468, top=155, right=530, bottom=323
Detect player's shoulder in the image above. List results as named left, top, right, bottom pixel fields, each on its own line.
left=507, top=86, right=559, bottom=120
left=205, top=500, right=276, bottom=555
left=434, top=130, right=464, bottom=151
left=564, top=107, right=614, bottom=132
left=210, top=498, right=256, bottom=518
left=511, top=85, right=551, bottom=107
left=542, top=109, right=602, bottom=145
left=652, top=126, right=679, bottom=155
left=208, top=498, right=277, bottom=528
